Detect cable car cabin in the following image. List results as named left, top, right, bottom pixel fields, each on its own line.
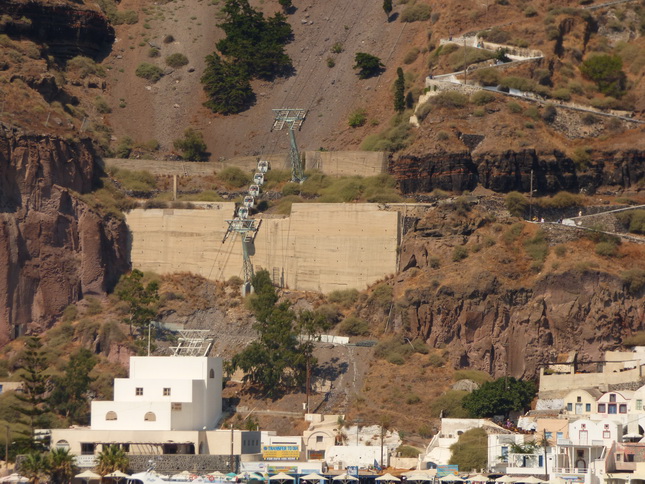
left=253, top=173, right=264, bottom=186
left=237, top=206, right=249, bottom=219
left=258, top=160, right=269, bottom=173
left=243, top=195, right=255, bottom=208
left=249, top=185, right=260, bottom=197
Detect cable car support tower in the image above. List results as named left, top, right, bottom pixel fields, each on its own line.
left=272, top=108, right=307, bottom=183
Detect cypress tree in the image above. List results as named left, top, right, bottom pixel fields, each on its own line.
left=394, top=67, right=405, bottom=112
left=383, top=0, right=393, bottom=16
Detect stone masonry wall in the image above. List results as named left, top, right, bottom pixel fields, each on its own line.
left=127, top=455, right=239, bottom=474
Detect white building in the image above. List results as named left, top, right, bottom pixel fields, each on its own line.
left=91, top=356, right=222, bottom=431
left=50, top=355, right=261, bottom=461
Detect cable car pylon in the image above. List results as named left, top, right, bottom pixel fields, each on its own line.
left=271, top=108, right=307, bottom=183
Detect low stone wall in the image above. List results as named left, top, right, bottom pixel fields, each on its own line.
left=127, top=455, right=239, bottom=474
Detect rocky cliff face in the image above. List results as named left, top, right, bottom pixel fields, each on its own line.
left=0, top=0, right=114, bottom=59
left=0, top=124, right=129, bottom=346
left=356, top=202, right=645, bottom=379
left=393, top=149, right=645, bottom=194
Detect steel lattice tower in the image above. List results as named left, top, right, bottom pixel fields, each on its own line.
left=272, top=108, right=307, bottom=183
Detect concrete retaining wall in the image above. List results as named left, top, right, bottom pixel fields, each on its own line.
left=127, top=455, right=238, bottom=474
left=104, top=151, right=386, bottom=178
left=126, top=203, right=400, bottom=293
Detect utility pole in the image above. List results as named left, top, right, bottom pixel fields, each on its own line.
left=529, top=169, right=534, bottom=220
left=380, top=425, right=385, bottom=469
left=305, top=358, right=310, bottom=414
left=543, top=428, right=549, bottom=481
left=5, top=425, right=9, bottom=471
left=230, top=424, right=234, bottom=473
left=463, top=37, right=468, bottom=85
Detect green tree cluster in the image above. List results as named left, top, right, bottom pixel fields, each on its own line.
left=202, top=0, right=293, bottom=114
left=19, top=447, right=77, bottom=484
left=116, top=269, right=159, bottom=335
left=394, top=67, right=405, bottom=112
left=449, top=428, right=488, bottom=471
left=229, top=270, right=329, bottom=398
left=49, top=349, right=97, bottom=425
left=173, top=128, right=208, bottom=161
left=462, top=377, right=536, bottom=417
left=354, top=53, right=384, bottom=79
left=580, top=54, right=627, bottom=98
left=96, top=445, right=129, bottom=476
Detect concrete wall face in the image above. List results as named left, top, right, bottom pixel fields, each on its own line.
left=304, top=151, right=387, bottom=176
left=126, top=204, right=399, bottom=293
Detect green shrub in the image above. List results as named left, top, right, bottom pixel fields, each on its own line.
left=166, top=53, right=189, bottom=68
left=452, top=246, right=469, bottom=262
left=282, top=182, right=300, bottom=196
left=95, top=96, right=112, bottom=114
left=348, top=108, right=367, bottom=128
left=375, top=337, right=428, bottom=364
left=401, top=3, right=432, bottom=22
left=580, top=54, right=626, bottom=97
left=449, top=428, right=488, bottom=471
left=369, top=283, right=393, bottom=310
left=507, top=101, right=522, bottom=113
left=524, top=5, right=537, bottom=16
left=173, top=128, right=207, bottom=161
left=595, top=241, right=619, bottom=257
left=416, top=102, right=432, bottom=121
left=555, top=245, right=567, bottom=257
left=429, top=390, right=470, bottom=417
left=110, top=167, right=157, bottom=194
left=216, top=166, right=252, bottom=188
left=300, top=171, right=332, bottom=196
left=524, top=230, right=548, bottom=266
left=135, top=63, right=164, bottom=82
left=473, top=68, right=501, bottom=86
left=552, top=87, right=572, bottom=101
left=429, top=257, right=441, bottom=269
left=67, top=56, right=106, bottom=78
left=622, top=269, right=645, bottom=295
left=62, top=304, right=78, bottom=323
left=426, top=352, right=445, bottom=367
left=353, top=53, right=384, bottom=79
left=328, top=289, right=360, bottom=308
left=479, top=27, right=511, bottom=43
left=536, top=191, right=583, bottom=209
left=471, top=90, right=496, bottom=105
left=448, top=46, right=495, bottom=71
left=331, top=42, right=344, bottom=54
left=453, top=369, right=492, bottom=385
left=338, top=316, right=370, bottom=336
left=398, top=445, right=422, bottom=457
left=505, top=192, right=528, bottom=217
left=616, top=210, right=645, bottom=234
left=430, top=91, right=469, bottom=108
left=403, top=47, right=420, bottom=64
left=503, top=223, right=524, bottom=244
left=326, top=57, right=335, bottom=68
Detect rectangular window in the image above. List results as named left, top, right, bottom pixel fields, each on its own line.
left=545, top=432, right=552, bottom=440
left=626, top=454, right=635, bottom=462
left=610, top=394, right=617, bottom=403
left=609, top=404, right=617, bottom=414
left=557, top=432, right=564, bottom=439
left=603, top=431, right=611, bottom=439
left=586, top=403, right=591, bottom=412
left=136, top=387, right=143, bottom=396
left=163, top=388, right=171, bottom=396
left=617, top=454, right=622, bottom=461
left=620, top=404, right=627, bottom=414
left=577, top=396, right=582, bottom=402
left=81, top=443, right=95, bottom=455
left=598, top=404, right=606, bottom=413
left=171, top=403, right=182, bottom=411
left=567, top=403, right=573, bottom=411
left=316, top=436, right=323, bottom=443
left=638, top=400, right=643, bottom=411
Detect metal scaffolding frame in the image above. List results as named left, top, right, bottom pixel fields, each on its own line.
left=170, top=330, right=214, bottom=356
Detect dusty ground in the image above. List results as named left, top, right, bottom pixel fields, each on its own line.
left=104, top=0, right=427, bottom=159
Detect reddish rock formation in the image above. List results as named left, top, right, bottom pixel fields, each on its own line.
left=393, top=149, right=645, bottom=194
left=0, top=124, right=128, bottom=347
left=0, top=0, right=114, bottom=59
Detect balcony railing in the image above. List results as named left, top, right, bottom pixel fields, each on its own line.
left=554, top=468, right=588, bottom=475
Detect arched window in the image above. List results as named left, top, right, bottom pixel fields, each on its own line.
left=144, top=412, right=157, bottom=422
left=209, top=369, right=215, bottom=379
left=55, top=440, right=70, bottom=450
left=106, top=411, right=117, bottom=421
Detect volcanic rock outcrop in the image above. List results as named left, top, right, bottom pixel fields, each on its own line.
left=393, top=149, right=645, bottom=194
left=0, top=124, right=129, bottom=347
left=0, top=0, right=114, bottom=59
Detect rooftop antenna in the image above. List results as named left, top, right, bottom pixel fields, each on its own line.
left=170, top=330, right=214, bottom=356
left=271, top=108, right=307, bottom=183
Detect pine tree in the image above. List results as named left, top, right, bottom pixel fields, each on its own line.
left=394, top=67, right=405, bottom=112
left=49, top=349, right=97, bottom=425
left=201, top=53, right=254, bottom=115
left=383, top=0, right=393, bottom=16
left=12, top=337, right=51, bottom=448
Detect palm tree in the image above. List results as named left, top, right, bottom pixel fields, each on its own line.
left=49, top=447, right=77, bottom=484
left=96, top=445, right=129, bottom=477
left=20, top=451, right=51, bottom=484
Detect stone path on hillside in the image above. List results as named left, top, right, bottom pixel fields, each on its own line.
left=412, top=27, right=644, bottom=126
